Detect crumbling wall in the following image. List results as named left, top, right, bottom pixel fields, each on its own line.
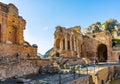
left=83, top=32, right=112, bottom=61
left=0, top=59, right=39, bottom=79
left=0, top=43, right=37, bottom=58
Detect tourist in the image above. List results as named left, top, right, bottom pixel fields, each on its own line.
left=94, top=58, right=98, bottom=65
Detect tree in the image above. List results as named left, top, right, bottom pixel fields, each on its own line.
left=95, top=22, right=101, bottom=25
left=83, top=19, right=118, bottom=35
left=103, top=19, right=118, bottom=32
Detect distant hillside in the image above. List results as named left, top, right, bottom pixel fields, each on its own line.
left=38, top=48, right=53, bottom=59
left=43, top=48, right=53, bottom=58
left=37, top=53, right=43, bottom=58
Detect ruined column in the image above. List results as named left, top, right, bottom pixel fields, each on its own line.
left=65, top=34, right=68, bottom=50
left=74, top=36, right=77, bottom=51
left=77, top=40, right=80, bottom=58
left=2, top=13, right=7, bottom=43
left=70, top=35, right=73, bottom=51
left=76, top=38, right=78, bottom=57
left=60, top=39, right=63, bottom=50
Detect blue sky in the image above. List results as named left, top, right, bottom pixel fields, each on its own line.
left=1, top=0, right=120, bottom=54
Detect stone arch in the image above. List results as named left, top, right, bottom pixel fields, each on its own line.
left=97, top=44, right=108, bottom=62
left=55, top=38, right=61, bottom=49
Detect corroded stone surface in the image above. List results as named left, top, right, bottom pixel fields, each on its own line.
left=0, top=2, right=37, bottom=58
left=0, top=57, right=39, bottom=79
left=0, top=2, right=38, bottom=79
left=51, top=26, right=112, bottom=63
left=83, top=32, right=112, bottom=61
left=53, top=26, right=83, bottom=58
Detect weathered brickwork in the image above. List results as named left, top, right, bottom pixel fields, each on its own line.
left=0, top=59, right=39, bottom=79
left=83, top=32, right=112, bottom=61
left=53, top=26, right=113, bottom=62
left=0, top=2, right=38, bottom=79
left=53, top=26, right=83, bottom=58
left=0, top=2, right=37, bottom=58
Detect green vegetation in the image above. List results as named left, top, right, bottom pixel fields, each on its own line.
left=83, top=19, right=120, bottom=46
left=84, top=19, right=119, bottom=35
left=103, top=19, right=117, bottom=33
left=112, top=39, right=120, bottom=45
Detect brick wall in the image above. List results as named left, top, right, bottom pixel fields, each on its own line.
left=0, top=43, right=37, bottom=58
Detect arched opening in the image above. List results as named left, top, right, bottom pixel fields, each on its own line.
left=63, top=39, right=65, bottom=50
left=55, top=38, right=60, bottom=49
left=97, top=44, right=107, bottom=62
left=68, top=40, right=70, bottom=50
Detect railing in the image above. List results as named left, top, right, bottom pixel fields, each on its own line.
left=1, top=62, right=120, bottom=84
left=33, top=62, right=120, bottom=84
left=33, top=71, right=80, bottom=84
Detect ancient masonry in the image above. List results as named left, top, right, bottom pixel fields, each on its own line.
left=52, top=26, right=120, bottom=62
left=0, top=2, right=37, bottom=58
left=1, top=1, right=120, bottom=81
left=0, top=2, right=39, bottom=79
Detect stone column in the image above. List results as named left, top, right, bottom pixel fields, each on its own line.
left=77, top=40, right=80, bottom=58
left=74, top=36, right=77, bottom=51
left=70, top=35, right=73, bottom=51
left=65, top=34, right=68, bottom=50
left=2, top=13, right=7, bottom=43
left=60, top=39, right=63, bottom=50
